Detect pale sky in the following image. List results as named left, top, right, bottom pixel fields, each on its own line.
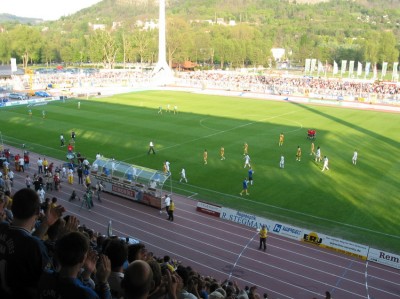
left=0, top=0, right=102, bottom=21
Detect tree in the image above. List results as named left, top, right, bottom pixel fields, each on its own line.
left=378, top=32, right=399, bottom=65
left=0, top=33, right=11, bottom=64
left=88, top=30, right=118, bottom=68
left=166, top=18, right=190, bottom=67
left=9, top=25, right=42, bottom=68
left=132, top=30, right=157, bottom=64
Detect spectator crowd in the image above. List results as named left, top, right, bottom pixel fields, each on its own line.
left=0, top=147, right=281, bottom=299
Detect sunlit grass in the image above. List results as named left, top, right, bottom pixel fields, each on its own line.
left=1, top=91, right=399, bottom=252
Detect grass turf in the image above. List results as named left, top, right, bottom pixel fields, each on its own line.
left=1, top=90, right=399, bottom=253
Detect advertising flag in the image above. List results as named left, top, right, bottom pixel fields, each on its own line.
left=381, top=62, right=388, bottom=79
left=357, top=62, right=362, bottom=77
left=317, top=60, right=324, bottom=75
left=305, top=59, right=311, bottom=73
left=365, top=62, right=371, bottom=78
left=341, top=60, right=347, bottom=75
left=392, top=62, right=398, bottom=81
left=348, top=61, right=355, bottom=77
left=333, top=61, right=338, bottom=75
left=310, top=59, right=317, bottom=74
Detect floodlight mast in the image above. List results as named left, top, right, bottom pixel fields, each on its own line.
left=152, top=0, right=173, bottom=85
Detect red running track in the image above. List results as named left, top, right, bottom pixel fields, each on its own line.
left=5, top=146, right=400, bottom=299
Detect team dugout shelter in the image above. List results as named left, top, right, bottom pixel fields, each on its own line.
left=90, top=157, right=171, bottom=209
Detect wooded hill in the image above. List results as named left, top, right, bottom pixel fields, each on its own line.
left=0, top=0, right=399, bottom=69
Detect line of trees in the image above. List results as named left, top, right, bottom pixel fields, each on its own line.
left=0, top=1, right=399, bottom=70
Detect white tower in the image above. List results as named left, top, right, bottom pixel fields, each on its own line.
left=152, top=0, right=173, bottom=84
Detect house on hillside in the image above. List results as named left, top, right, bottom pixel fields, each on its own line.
left=89, top=23, right=106, bottom=30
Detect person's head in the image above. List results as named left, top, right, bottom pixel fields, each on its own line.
left=104, top=238, right=128, bottom=271
left=127, top=243, right=147, bottom=263
left=11, top=188, right=40, bottom=221
left=55, top=232, right=89, bottom=267
left=147, top=260, right=162, bottom=291
left=121, top=260, right=154, bottom=299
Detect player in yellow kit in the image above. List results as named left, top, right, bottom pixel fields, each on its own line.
left=203, top=149, right=208, bottom=164
left=296, top=146, right=302, bottom=161
left=310, top=142, right=315, bottom=156
left=279, top=133, right=284, bottom=146
left=220, top=147, right=225, bottom=160
left=243, top=142, right=248, bottom=155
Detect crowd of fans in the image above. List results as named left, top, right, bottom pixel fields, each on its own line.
left=176, top=71, right=400, bottom=101
left=0, top=147, right=337, bottom=299
left=1, top=68, right=400, bottom=104
left=1, top=147, right=280, bottom=299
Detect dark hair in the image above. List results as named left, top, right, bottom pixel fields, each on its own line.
left=104, top=239, right=128, bottom=269
left=12, top=188, right=40, bottom=220
left=127, top=243, right=146, bottom=263
left=147, top=260, right=162, bottom=289
left=55, top=232, right=89, bottom=267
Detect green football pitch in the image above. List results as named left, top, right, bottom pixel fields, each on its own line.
left=1, top=90, right=399, bottom=253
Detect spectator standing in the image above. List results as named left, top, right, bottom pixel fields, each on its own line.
left=38, top=157, right=43, bottom=174
left=19, top=156, right=25, bottom=172
left=43, top=158, right=49, bottom=174
left=25, top=174, right=32, bottom=188
left=68, top=168, right=74, bottom=185
left=62, top=166, right=67, bottom=180
left=95, top=181, right=104, bottom=202
left=38, top=186, right=46, bottom=203
left=3, top=175, right=11, bottom=193
left=77, top=165, right=83, bottom=185
left=164, top=194, right=171, bottom=214
left=259, top=225, right=268, bottom=251
left=168, top=200, right=175, bottom=222
left=23, top=152, right=30, bottom=170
